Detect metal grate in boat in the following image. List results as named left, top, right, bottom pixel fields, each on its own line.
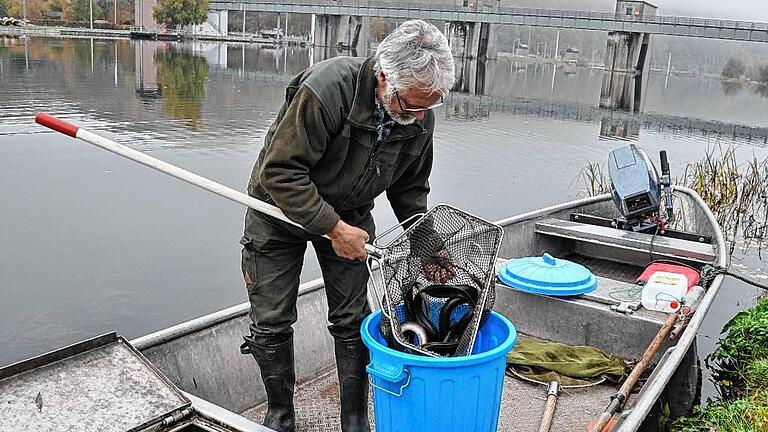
left=241, top=367, right=620, bottom=432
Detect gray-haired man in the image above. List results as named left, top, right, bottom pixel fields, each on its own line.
left=240, top=20, right=455, bottom=432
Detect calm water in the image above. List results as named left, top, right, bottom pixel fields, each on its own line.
left=1, top=37, right=766, bottom=399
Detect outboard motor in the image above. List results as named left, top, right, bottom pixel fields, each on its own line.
left=607, top=144, right=672, bottom=233
left=571, top=144, right=704, bottom=243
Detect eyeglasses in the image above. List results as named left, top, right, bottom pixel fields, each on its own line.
left=393, top=87, right=444, bottom=113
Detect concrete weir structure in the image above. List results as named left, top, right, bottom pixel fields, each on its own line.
left=313, top=14, right=370, bottom=51
left=600, top=1, right=657, bottom=112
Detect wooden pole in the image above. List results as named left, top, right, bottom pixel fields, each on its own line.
left=537, top=381, right=560, bottom=432
left=589, top=313, right=678, bottom=432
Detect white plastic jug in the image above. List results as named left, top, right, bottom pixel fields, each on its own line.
left=641, top=271, right=689, bottom=313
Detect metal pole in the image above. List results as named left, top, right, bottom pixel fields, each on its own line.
left=527, top=26, right=531, bottom=52
left=22, top=0, right=27, bottom=21
left=114, top=40, right=118, bottom=86
left=554, top=30, right=560, bottom=60
left=89, top=0, right=93, bottom=29
left=310, top=13, right=316, bottom=46
left=33, top=112, right=384, bottom=259
left=242, top=5, right=246, bottom=36
left=114, top=0, right=117, bottom=24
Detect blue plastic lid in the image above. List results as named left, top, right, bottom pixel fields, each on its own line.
left=498, top=253, right=597, bottom=296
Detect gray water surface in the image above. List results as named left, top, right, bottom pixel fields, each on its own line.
left=1, top=38, right=766, bottom=401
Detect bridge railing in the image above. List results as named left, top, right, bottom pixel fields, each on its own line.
left=212, top=0, right=768, bottom=33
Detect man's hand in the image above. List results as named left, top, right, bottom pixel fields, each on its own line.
left=328, top=220, right=369, bottom=261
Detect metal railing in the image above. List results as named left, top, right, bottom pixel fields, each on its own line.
left=208, top=0, right=768, bottom=35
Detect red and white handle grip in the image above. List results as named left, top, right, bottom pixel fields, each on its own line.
left=33, top=112, right=388, bottom=255
left=35, top=112, right=81, bottom=138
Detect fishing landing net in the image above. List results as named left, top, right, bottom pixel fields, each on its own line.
left=368, top=204, right=504, bottom=357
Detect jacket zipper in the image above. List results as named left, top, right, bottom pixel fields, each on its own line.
left=341, top=129, right=425, bottom=208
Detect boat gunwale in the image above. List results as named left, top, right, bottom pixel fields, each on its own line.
left=617, top=185, right=726, bottom=430
left=131, top=188, right=727, bottom=432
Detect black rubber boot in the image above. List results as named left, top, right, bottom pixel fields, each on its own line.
left=334, top=336, right=371, bottom=432
left=242, top=333, right=296, bottom=432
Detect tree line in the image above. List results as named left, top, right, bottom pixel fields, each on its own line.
left=1, top=0, right=208, bottom=28
left=722, top=57, right=768, bottom=84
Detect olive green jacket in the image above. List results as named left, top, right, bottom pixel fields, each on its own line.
left=247, top=56, right=435, bottom=235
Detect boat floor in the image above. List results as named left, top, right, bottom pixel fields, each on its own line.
left=242, top=366, right=620, bottom=432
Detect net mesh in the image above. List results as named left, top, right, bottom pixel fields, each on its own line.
left=375, top=205, right=503, bottom=357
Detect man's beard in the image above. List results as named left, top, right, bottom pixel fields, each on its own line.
left=381, top=85, right=418, bottom=125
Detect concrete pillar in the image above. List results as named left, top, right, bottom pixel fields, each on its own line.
left=313, top=14, right=340, bottom=48
left=337, top=15, right=352, bottom=48
left=447, top=21, right=496, bottom=60
left=351, top=16, right=370, bottom=54
left=446, top=22, right=468, bottom=58
left=447, top=20, right=494, bottom=94
left=466, top=22, right=479, bottom=59
left=205, top=10, right=228, bottom=37
left=481, top=23, right=498, bottom=60
left=310, top=14, right=316, bottom=46
left=599, top=31, right=652, bottom=112
left=134, top=0, right=159, bottom=32
left=600, top=1, right=657, bottom=112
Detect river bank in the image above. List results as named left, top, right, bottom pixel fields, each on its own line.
left=671, top=295, right=768, bottom=431
left=0, top=24, right=307, bottom=45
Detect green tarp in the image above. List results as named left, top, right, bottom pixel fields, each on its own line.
left=507, top=336, right=628, bottom=387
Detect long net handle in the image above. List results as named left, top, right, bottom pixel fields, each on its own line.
left=537, top=394, right=558, bottom=432
left=34, top=113, right=384, bottom=257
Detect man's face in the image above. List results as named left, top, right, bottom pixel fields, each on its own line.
left=379, top=73, right=443, bottom=125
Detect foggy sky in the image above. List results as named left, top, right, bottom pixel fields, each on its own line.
left=633, top=0, right=767, bottom=22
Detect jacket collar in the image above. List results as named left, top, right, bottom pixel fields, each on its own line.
left=346, top=57, right=426, bottom=139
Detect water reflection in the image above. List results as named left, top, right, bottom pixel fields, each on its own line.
left=721, top=81, right=744, bottom=96
left=444, top=93, right=490, bottom=121
left=155, top=47, right=209, bottom=130
left=753, top=84, right=768, bottom=99
left=599, top=116, right=641, bottom=141
left=135, top=41, right=161, bottom=100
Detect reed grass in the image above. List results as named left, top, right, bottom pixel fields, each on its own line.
left=577, top=161, right=611, bottom=197
left=680, top=145, right=768, bottom=252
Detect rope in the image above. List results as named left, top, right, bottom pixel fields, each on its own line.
left=505, top=366, right=607, bottom=389
left=700, top=264, right=768, bottom=291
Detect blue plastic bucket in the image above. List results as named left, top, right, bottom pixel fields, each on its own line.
left=361, top=310, right=517, bottom=432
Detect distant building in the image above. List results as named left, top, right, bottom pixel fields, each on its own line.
left=516, top=43, right=529, bottom=57
left=615, top=1, right=658, bottom=19
left=564, top=47, right=579, bottom=64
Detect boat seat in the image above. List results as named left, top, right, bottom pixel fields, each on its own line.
left=534, top=218, right=716, bottom=265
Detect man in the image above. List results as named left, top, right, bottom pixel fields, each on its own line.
left=239, top=20, right=455, bottom=432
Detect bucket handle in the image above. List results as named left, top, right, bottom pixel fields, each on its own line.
left=366, top=364, right=411, bottom=397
